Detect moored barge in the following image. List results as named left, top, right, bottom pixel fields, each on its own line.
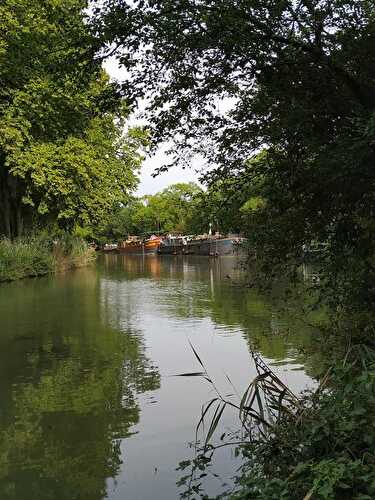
left=117, top=235, right=161, bottom=255
left=158, top=235, right=245, bottom=256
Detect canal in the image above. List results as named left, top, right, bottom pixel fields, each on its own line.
left=0, top=255, right=319, bottom=500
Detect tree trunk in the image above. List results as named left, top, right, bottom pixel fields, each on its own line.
left=3, top=195, right=11, bottom=238
left=0, top=183, right=12, bottom=238
left=16, top=204, right=23, bottom=237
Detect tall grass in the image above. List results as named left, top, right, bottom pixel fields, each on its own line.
left=0, top=236, right=54, bottom=281
left=53, top=234, right=96, bottom=271
left=177, top=344, right=375, bottom=500
left=0, top=234, right=95, bottom=282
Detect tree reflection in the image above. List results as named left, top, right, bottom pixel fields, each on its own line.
left=0, top=269, right=160, bottom=500
left=128, top=255, right=326, bottom=379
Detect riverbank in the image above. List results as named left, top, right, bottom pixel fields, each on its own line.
left=179, top=333, right=375, bottom=500
left=0, top=235, right=95, bottom=282
left=231, top=345, right=375, bottom=499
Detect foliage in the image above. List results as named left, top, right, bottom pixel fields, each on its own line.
left=0, top=233, right=95, bottom=282
left=186, top=159, right=266, bottom=235
left=177, top=346, right=375, bottom=500
left=231, top=347, right=375, bottom=500
left=0, top=0, right=142, bottom=238
left=11, top=108, right=144, bottom=233
left=142, top=182, right=203, bottom=233
left=100, top=178, right=256, bottom=239
left=0, top=235, right=54, bottom=281
left=101, top=182, right=203, bottom=239
left=97, top=0, right=375, bottom=318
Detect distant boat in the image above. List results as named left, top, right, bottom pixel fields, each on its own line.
left=158, top=235, right=245, bottom=256
left=158, top=236, right=188, bottom=255
left=117, top=235, right=161, bottom=255
left=102, top=243, right=118, bottom=253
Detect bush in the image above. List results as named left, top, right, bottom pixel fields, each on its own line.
left=0, top=234, right=95, bottom=282
left=0, top=236, right=54, bottom=281
left=233, top=347, right=375, bottom=500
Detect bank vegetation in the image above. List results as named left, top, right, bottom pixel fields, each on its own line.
left=0, top=235, right=95, bottom=282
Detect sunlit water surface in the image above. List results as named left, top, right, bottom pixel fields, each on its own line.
left=0, top=255, right=320, bottom=499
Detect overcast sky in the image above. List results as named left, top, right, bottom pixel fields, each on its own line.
left=103, top=57, right=202, bottom=196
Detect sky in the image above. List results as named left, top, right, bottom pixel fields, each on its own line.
left=103, top=57, right=203, bottom=196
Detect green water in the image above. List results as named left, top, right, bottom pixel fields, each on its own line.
left=0, top=255, right=319, bottom=499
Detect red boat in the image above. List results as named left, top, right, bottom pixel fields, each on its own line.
left=116, top=235, right=161, bottom=255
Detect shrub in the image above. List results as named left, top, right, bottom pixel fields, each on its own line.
left=0, top=236, right=54, bottom=281
left=0, top=234, right=95, bottom=282
left=232, top=347, right=375, bottom=500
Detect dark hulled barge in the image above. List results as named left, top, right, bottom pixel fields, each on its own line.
left=158, top=235, right=245, bottom=256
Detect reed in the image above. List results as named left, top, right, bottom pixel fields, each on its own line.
left=176, top=345, right=304, bottom=498
left=178, top=344, right=306, bottom=449
left=53, top=234, right=96, bottom=271
left=0, top=234, right=95, bottom=282
left=0, top=236, right=54, bottom=281
left=177, top=344, right=375, bottom=500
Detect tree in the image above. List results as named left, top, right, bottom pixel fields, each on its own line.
left=95, top=5, right=375, bottom=498
left=145, top=182, right=202, bottom=233
left=102, top=182, right=203, bottom=238
left=97, top=0, right=375, bottom=316
left=186, top=175, right=260, bottom=235
left=0, top=0, right=142, bottom=238
left=11, top=98, right=145, bottom=234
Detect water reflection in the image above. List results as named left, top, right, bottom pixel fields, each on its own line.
left=102, top=255, right=323, bottom=378
left=0, top=270, right=160, bottom=500
left=0, top=256, right=320, bottom=500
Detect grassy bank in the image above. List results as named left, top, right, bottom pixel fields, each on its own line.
left=0, top=235, right=95, bottom=282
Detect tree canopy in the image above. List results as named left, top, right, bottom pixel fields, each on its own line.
left=102, top=182, right=203, bottom=239
left=0, top=0, right=144, bottom=238
left=97, top=0, right=375, bottom=314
